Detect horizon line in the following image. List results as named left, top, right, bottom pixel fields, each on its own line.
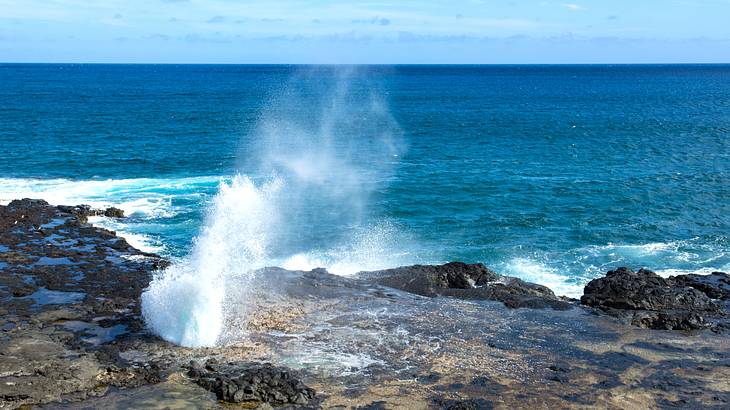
left=3, top=61, right=730, bottom=66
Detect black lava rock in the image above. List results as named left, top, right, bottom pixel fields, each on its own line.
left=187, top=361, right=317, bottom=407
left=102, top=207, right=125, bottom=218
left=581, top=267, right=728, bottom=331
left=359, top=262, right=573, bottom=310
left=674, top=272, right=730, bottom=301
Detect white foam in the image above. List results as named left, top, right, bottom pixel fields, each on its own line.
left=141, top=176, right=281, bottom=347
left=280, top=223, right=416, bottom=276
left=119, top=231, right=165, bottom=255
left=501, top=257, right=584, bottom=298
left=0, top=175, right=217, bottom=216
left=142, top=68, right=407, bottom=347
left=116, top=196, right=176, bottom=218
left=577, top=239, right=729, bottom=278
left=88, top=216, right=166, bottom=255
left=654, top=266, right=729, bottom=278
left=584, top=242, right=676, bottom=257
left=0, top=175, right=217, bottom=256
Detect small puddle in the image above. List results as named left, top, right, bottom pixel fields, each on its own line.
left=62, top=321, right=128, bottom=345
left=34, top=257, right=77, bottom=266
left=39, top=218, right=68, bottom=230
left=26, top=288, right=85, bottom=305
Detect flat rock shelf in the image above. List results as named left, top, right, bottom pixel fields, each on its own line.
left=1, top=199, right=729, bottom=409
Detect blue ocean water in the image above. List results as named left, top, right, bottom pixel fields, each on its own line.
left=2, top=64, right=729, bottom=296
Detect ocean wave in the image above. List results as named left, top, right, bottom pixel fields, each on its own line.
left=576, top=238, right=730, bottom=268
left=142, top=175, right=281, bottom=347
left=0, top=175, right=219, bottom=213
left=0, top=175, right=220, bottom=257
left=498, top=257, right=586, bottom=298
left=88, top=216, right=166, bottom=255
left=497, top=238, right=730, bottom=299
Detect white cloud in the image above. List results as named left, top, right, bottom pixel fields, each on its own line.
left=561, top=3, right=584, bottom=11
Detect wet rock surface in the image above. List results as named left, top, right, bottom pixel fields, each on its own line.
left=359, top=262, right=573, bottom=310
left=581, top=267, right=730, bottom=331
left=2, top=199, right=730, bottom=409
left=0, top=199, right=168, bottom=408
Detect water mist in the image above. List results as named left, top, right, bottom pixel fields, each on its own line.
left=141, top=67, right=406, bottom=347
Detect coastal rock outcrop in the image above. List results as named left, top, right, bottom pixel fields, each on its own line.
left=581, top=267, right=729, bottom=331
left=0, top=198, right=164, bottom=408
left=57, top=203, right=125, bottom=221
left=359, top=262, right=573, bottom=310
left=100, top=206, right=125, bottom=218
left=3, top=199, right=730, bottom=408
left=187, top=360, right=317, bottom=407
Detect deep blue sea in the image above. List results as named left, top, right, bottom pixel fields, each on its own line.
left=2, top=64, right=729, bottom=297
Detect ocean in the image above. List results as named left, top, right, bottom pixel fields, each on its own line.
left=2, top=64, right=729, bottom=299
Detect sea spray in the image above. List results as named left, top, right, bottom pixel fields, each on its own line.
left=141, top=67, right=407, bottom=347
left=141, top=176, right=282, bottom=347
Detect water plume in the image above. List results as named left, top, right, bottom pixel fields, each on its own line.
left=141, top=67, right=406, bottom=347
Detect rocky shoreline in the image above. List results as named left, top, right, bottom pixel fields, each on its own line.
left=1, top=199, right=729, bottom=409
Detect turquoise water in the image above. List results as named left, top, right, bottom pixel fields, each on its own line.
left=2, top=64, right=729, bottom=297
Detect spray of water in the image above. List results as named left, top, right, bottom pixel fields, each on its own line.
left=141, top=67, right=407, bottom=347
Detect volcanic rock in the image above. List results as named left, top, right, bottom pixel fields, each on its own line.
left=187, top=360, right=317, bottom=407
left=0, top=198, right=167, bottom=409
left=359, top=262, right=573, bottom=310
left=581, top=267, right=728, bottom=331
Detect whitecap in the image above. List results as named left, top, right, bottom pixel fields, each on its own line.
left=499, top=257, right=585, bottom=298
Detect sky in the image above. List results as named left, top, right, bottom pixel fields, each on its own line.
left=1, top=0, right=730, bottom=63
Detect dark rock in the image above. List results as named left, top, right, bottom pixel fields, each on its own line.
left=674, top=272, right=730, bottom=300
left=6, top=198, right=50, bottom=210
left=359, top=262, right=572, bottom=310
left=357, top=401, right=388, bottom=410
left=0, top=198, right=169, bottom=409
left=10, top=286, right=35, bottom=297
left=547, top=363, right=572, bottom=383
left=433, top=398, right=494, bottom=410
left=187, top=361, right=317, bottom=406
left=102, top=207, right=125, bottom=218
left=549, top=364, right=570, bottom=373
left=57, top=204, right=94, bottom=223
left=360, top=262, right=499, bottom=296
left=548, top=373, right=569, bottom=383
left=468, top=375, right=504, bottom=394
left=582, top=268, right=718, bottom=312
left=581, top=267, right=727, bottom=331
left=416, top=372, right=441, bottom=383
left=596, top=351, right=650, bottom=372
left=630, top=310, right=709, bottom=331
left=56, top=204, right=125, bottom=220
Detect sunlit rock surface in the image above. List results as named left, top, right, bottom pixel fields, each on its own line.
left=1, top=199, right=729, bottom=409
